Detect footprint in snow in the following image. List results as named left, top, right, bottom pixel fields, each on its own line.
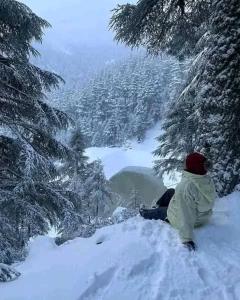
left=127, top=253, right=160, bottom=278
left=79, top=267, right=116, bottom=300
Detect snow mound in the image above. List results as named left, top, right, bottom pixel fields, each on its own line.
left=1, top=192, right=240, bottom=299
left=112, top=207, right=137, bottom=223
left=28, top=236, right=57, bottom=258
left=112, top=207, right=127, bottom=219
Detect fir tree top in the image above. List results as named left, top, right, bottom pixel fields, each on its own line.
left=0, top=0, right=49, bottom=58
left=110, top=0, right=211, bottom=58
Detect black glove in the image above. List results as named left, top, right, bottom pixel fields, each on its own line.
left=183, top=241, right=196, bottom=251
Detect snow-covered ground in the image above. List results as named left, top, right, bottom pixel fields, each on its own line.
left=1, top=192, right=240, bottom=300
left=86, top=124, right=181, bottom=187
left=1, top=125, right=240, bottom=300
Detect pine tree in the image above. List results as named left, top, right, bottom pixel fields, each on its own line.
left=110, top=0, right=211, bottom=58
left=156, top=0, right=240, bottom=195
left=70, top=54, right=187, bottom=147
left=82, top=160, right=112, bottom=221
left=103, top=115, right=119, bottom=146
left=111, top=0, right=240, bottom=195
left=194, top=0, right=240, bottom=195
left=58, top=128, right=88, bottom=211
left=0, top=0, right=77, bottom=264
left=154, top=58, right=199, bottom=174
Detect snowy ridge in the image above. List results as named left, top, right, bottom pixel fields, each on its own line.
left=1, top=192, right=240, bottom=300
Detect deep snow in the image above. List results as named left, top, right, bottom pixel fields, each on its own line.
left=86, top=124, right=181, bottom=188
left=1, top=192, right=240, bottom=300
left=1, top=125, right=240, bottom=300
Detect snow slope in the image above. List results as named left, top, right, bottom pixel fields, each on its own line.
left=1, top=125, right=240, bottom=299
left=1, top=192, right=240, bottom=300
left=86, top=125, right=161, bottom=179
left=86, top=124, right=181, bottom=187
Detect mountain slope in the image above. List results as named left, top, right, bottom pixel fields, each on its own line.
left=1, top=192, right=240, bottom=300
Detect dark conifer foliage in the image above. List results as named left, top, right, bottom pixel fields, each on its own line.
left=0, top=0, right=77, bottom=263
left=57, top=128, right=112, bottom=239
left=155, top=0, right=240, bottom=195
left=110, top=0, right=211, bottom=58
left=111, top=0, right=240, bottom=195
left=194, top=0, right=240, bottom=195
left=154, top=55, right=199, bottom=174
left=62, top=55, right=187, bottom=147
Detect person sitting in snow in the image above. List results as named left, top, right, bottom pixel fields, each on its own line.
left=140, top=152, right=217, bottom=251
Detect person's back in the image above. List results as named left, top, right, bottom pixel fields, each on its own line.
left=139, top=152, right=217, bottom=250
left=167, top=170, right=216, bottom=242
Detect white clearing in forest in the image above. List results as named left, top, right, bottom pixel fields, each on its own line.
left=86, top=124, right=181, bottom=187
left=85, top=124, right=162, bottom=179
left=1, top=192, right=240, bottom=300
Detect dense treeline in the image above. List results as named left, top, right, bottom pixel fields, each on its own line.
left=55, top=54, right=188, bottom=147
left=0, top=0, right=111, bottom=265
left=111, top=0, right=240, bottom=196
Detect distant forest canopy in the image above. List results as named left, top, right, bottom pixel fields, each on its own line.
left=50, top=53, right=189, bottom=147
left=31, top=43, right=132, bottom=91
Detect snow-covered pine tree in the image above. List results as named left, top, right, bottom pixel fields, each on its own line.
left=58, top=128, right=88, bottom=209
left=133, top=102, right=150, bottom=142
left=155, top=0, right=240, bottom=195
left=154, top=55, right=199, bottom=174
left=103, top=115, right=120, bottom=146
left=194, top=0, right=240, bottom=195
left=0, top=0, right=77, bottom=264
left=71, top=54, right=187, bottom=147
left=58, top=158, right=113, bottom=243
left=82, top=160, right=112, bottom=222
left=112, top=0, right=240, bottom=195
left=0, top=263, right=20, bottom=282
left=110, top=0, right=211, bottom=58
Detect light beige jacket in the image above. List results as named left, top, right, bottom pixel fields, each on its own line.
left=167, top=171, right=217, bottom=242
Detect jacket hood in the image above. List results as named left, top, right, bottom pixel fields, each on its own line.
left=182, top=171, right=217, bottom=203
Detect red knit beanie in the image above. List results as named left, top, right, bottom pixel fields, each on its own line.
left=185, top=152, right=207, bottom=175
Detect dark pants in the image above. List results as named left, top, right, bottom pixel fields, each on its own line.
left=156, top=188, right=175, bottom=208
left=140, top=188, right=175, bottom=221
left=140, top=206, right=168, bottom=220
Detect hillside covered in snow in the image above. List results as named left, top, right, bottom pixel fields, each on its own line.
left=1, top=192, right=240, bottom=300
left=1, top=1, right=240, bottom=300
left=1, top=124, right=240, bottom=300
